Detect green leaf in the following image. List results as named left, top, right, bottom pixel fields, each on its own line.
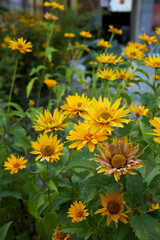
left=28, top=194, right=45, bottom=217
left=3, top=102, right=25, bottom=118
left=135, top=68, right=150, bottom=79
left=46, top=180, right=59, bottom=193
left=140, top=121, right=156, bottom=150
left=0, top=191, right=22, bottom=199
left=29, top=65, right=46, bottom=76
left=26, top=77, right=38, bottom=98
left=145, top=165, right=160, bottom=186
left=130, top=214, right=160, bottom=240
left=45, top=47, right=57, bottom=62
left=113, top=223, right=128, bottom=240
left=36, top=163, right=46, bottom=179
left=0, top=221, right=13, bottom=240
left=51, top=191, right=73, bottom=211
left=61, top=222, right=92, bottom=239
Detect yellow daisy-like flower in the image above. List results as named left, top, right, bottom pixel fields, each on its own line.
left=52, top=227, right=70, bottom=240
left=64, top=33, right=75, bottom=38
left=66, top=121, right=109, bottom=152
left=96, top=53, right=123, bottom=65
left=89, top=61, right=98, bottom=66
left=139, top=33, right=158, bottom=44
left=147, top=117, right=160, bottom=144
left=82, top=87, right=89, bottom=91
left=130, top=103, right=149, bottom=116
left=61, top=93, right=90, bottom=118
left=83, top=97, right=130, bottom=134
left=116, top=69, right=135, bottom=80
left=95, top=192, right=129, bottom=228
left=43, top=79, right=57, bottom=88
left=44, top=12, right=59, bottom=21
left=108, top=25, right=122, bottom=35
left=8, top=37, right=32, bottom=53
left=127, top=41, right=148, bottom=52
left=67, top=201, right=89, bottom=222
left=4, top=36, right=11, bottom=43
left=44, top=1, right=64, bottom=10
left=29, top=99, right=35, bottom=106
left=79, top=31, right=92, bottom=38
left=155, top=27, right=160, bottom=37
left=93, top=137, right=144, bottom=181
left=30, top=132, right=64, bottom=162
left=97, top=39, right=112, bottom=48
left=123, top=46, right=144, bottom=60
left=143, top=54, right=160, bottom=68
left=97, top=68, right=117, bottom=81
left=44, top=1, right=52, bottom=7
left=33, top=109, right=68, bottom=132
left=152, top=74, right=160, bottom=80
left=149, top=203, right=160, bottom=212
left=4, top=154, right=27, bottom=174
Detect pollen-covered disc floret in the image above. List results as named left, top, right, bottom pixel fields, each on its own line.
left=67, top=201, right=89, bottom=222
left=93, top=137, right=144, bottom=181
left=95, top=192, right=130, bottom=228
left=52, top=227, right=70, bottom=240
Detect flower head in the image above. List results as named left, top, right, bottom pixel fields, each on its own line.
left=66, top=121, right=109, bottom=152
left=108, top=25, right=122, bottom=35
left=97, top=39, right=112, bottom=48
left=123, top=46, right=144, bottom=60
left=97, top=68, right=117, bottom=81
left=147, top=117, right=160, bottom=143
left=4, top=154, right=27, bottom=174
left=152, top=74, right=160, bottom=80
left=89, top=61, right=98, bottom=66
left=31, top=132, right=64, bottom=162
left=96, top=53, right=123, bottom=65
left=61, top=93, right=90, bottom=118
left=155, top=27, right=160, bottom=37
left=33, top=109, right=68, bottom=132
left=130, top=103, right=149, bottom=116
left=143, top=54, right=160, bottom=68
left=79, top=31, right=92, bottom=38
left=44, top=12, right=58, bottom=21
left=64, top=33, right=75, bottom=38
left=127, top=41, right=148, bottom=52
left=52, top=227, right=70, bottom=240
left=139, top=33, right=157, bottom=44
left=67, top=201, right=89, bottom=222
left=149, top=203, right=160, bottom=212
left=116, top=69, right=135, bottom=80
left=9, top=37, right=32, bottom=53
left=93, top=137, right=144, bottom=181
left=43, top=79, right=57, bottom=88
left=29, top=99, right=35, bottom=106
left=95, top=192, right=129, bottom=228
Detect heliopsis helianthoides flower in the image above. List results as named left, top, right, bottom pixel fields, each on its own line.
left=94, top=192, right=130, bottom=228
left=44, top=12, right=59, bottom=21
left=83, top=97, right=130, bottom=134
left=92, top=137, right=144, bottom=181
left=79, top=31, right=92, bottom=38
left=67, top=201, right=89, bottom=222
left=108, top=25, right=122, bottom=35
left=4, top=154, right=27, bottom=174
left=127, top=41, right=148, bottom=52
left=130, top=103, right=149, bottom=116
left=8, top=37, right=32, bottom=53
left=52, top=227, right=70, bottom=240
left=96, top=53, right=123, bottom=65
left=33, top=109, right=68, bottom=132
left=97, top=68, right=117, bottom=81
left=143, top=54, right=160, bottom=68
left=149, top=203, right=160, bottom=212
left=29, top=99, right=35, bottom=106
left=43, top=79, right=57, bottom=88
left=123, top=46, right=144, bottom=60
left=89, top=61, right=98, bottom=66
left=61, top=93, right=90, bottom=118
left=139, top=33, right=158, bottom=44
left=155, top=27, right=160, bottom=37
left=152, top=74, right=160, bottom=80
left=44, top=1, right=64, bottom=10
left=147, top=117, right=160, bottom=143
left=116, top=69, right=135, bottom=80
left=66, top=121, right=109, bottom=152
left=97, top=39, right=112, bottom=48
left=64, top=33, right=75, bottom=38
left=31, top=132, right=64, bottom=162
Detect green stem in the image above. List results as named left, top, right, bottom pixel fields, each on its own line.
left=149, top=40, right=160, bottom=54
left=47, top=88, right=52, bottom=110
left=45, top=162, right=52, bottom=206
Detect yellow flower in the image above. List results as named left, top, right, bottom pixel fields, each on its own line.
left=43, top=79, right=57, bottom=88
left=93, top=137, right=144, bottom=181
left=4, top=36, right=11, bottom=43
left=149, top=203, right=160, bottom=212
left=79, top=31, right=92, bottom=38
left=116, top=69, right=135, bottom=80
left=83, top=97, right=130, bottom=134
left=82, top=86, right=89, bottom=91
left=31, top=132, right=64, bottom=162
left=97, top=68, right=117, bottom=81
left=44, top=12, right=59, bottom=21
left=143, top=54, right=160, bottom=68
left=152, top=74, right=160, bottom=80
left=55, top=27, right=61, bottom=33
left=89, top=61, right=98, bottom=66
left=77, top=78, right=86, bottom=83
left=44, top=1, right=52, bottom=7
left=155, top=27, right=160, bottom=37
left=52, top=227, right=70, bottom=240
left=139, top=33, right=158, bottom=44
left=123, top=46, right=144, bottom=60
left=4, top=154, right=27, bottom=174
left=67, top=201, right=89, bottom=222
left=130, top=103, right=149, bottom=116
left=97, top=39, right=112, bottom=48
left=29, top=99, right=35, bottom=106
left=95, top=192, right=129, bottom=228
left=64, top=33, right=75, bottom=38
left=66, top=121, right=109, bottom=152
left=9, top=37, right=32, bottom=53
left=96, top=53, right=123, bottom=65
left=147, top=117, right=160, bottom=143
left=33, top=109, right=68, bottom=132
left=127, top=41, right=148, bottom=52
left=108, top=25, right=122, bottom=35
left=125, top=82, right=134, bottom=87
left=51, top=2, right=64, bottom=10
left=61, top=93, right=90, bottom=118
left=1, top=43, right=7, bottom=48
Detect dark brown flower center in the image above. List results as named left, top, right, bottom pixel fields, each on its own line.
left=76, top=210, right=84, bottom=217
left=100, top=112, right=111, bottom=121
left=57, top=232, right=68, bottom=239
left=77, top=102, right=82, bottom=107
left=17, top=43, right=23, bottom=49
left=108, top=201, right=120, bottom=214
left=42, top=145, right=53, bottom=156
left=13, top=163, right=20, bottom=168
left=111, top=154, right=126, bottom=168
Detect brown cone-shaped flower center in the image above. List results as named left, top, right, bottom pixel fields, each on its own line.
left=111, top=154, right=126, bottom=168
left=17, top=43, right=23, bottom=49
left=100, top=112, right=111, bottom=121
left=108, top=201, right=120, bottom=214
left=57, top=232, right=68, bottom=239
left=76, top=210, right=84, bottom=217
left=42, top=145, right=53, bottom=156
left=13, top=163, right=20, bottom=168
left=77, top=102, right=82, bottom=107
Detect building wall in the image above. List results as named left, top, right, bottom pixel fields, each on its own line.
left=139, top=0, right=154, bottom=35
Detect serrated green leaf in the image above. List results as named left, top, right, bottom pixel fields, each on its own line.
left=36, top=162, right=46, bottom=179
left=28, top=194, right=45, bottom=217
left=145, top=165, right=160, bottom=186
left=0, top=221, right=13, bottom=240
left=46, top=180, right=59, bottom=193
left=45, top=47, right=57, bottom=62
left=61, top=222, right=91, bottom=238
left=51, top=191, right=73, bottom=211
left=136, top=68, right=150, bottom=79
left=140, top=121, right=156, bottom=149
left=26, top=77, right=38, bottom=98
